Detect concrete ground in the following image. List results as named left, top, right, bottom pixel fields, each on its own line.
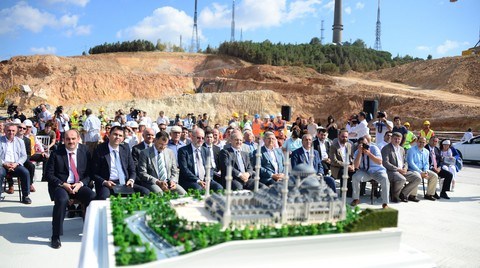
left=0, top=164, right=479, bottom=268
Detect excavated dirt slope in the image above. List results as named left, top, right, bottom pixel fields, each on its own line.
left=1, top=52, right=479, bottom=130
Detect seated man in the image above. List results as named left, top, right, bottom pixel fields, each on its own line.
left=0, top=123, right=31, bottom=204
left=425, top=137, right=452, bottom=199
left=137, top=131, right=186, bottom=195
left=253, top=131, right=285, bottom=187
left=376, top=131, right=392, bottom=150
left=329, top=129, right=355, bottom=197
left=45, top=130, right=95, bottom=249
left=381, top=132, right=422, bottom=203
left=92, top=126, right=150, bottom=200
left=131, top=128, right=155, bottom=166
left=313, top=126, right=332, bottom=175
left=178, top=128, right=223, bottom=191
left=203, top=129, right=222, bottom=181
left=406, top=137, right=438, bottom=201
left=351, top=136, right=389, bottom=209
left=291, top=134, right=336, bottom=192
left=218, top=130, right=266, bottom=190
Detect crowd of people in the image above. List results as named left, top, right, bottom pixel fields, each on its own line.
left=0, top=104, right=469, bottom=249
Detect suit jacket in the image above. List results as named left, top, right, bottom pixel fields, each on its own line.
left=313, top=138, right=332, bottom=160
left=381, top=143, right=407, bottom=171
left=132, top=142, right=150, bottom=167
left=203, top=143, right=221, bottom=170
left=137, top=146, right=178, bottom=185
left=254, top=146, right=285, bottom=186
left=45, top=144, right=91, bottom=200
left=92, top=142, right=136, bottom=185
left=328, top=139, right=353, bottom=179
left=0, top=136, right=27, bottom=165
left=178, top=145, right=213, bottom=185
left=218, top=147, right=255, bottom=185
left=291, top=146, right=324, bottom=175
left=21, top=136, right=32, bottom=160
left=425, top=144, right=442, bottom=169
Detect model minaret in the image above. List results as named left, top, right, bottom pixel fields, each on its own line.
left=205, top=155, right=212, bottom=199
left=223, top=165, right=233, bottom=227
left=341, top=147, right=349, bottom=219
left=254, top=143, right=261, bottom=192
left=281, top=151, right=290, bottom=224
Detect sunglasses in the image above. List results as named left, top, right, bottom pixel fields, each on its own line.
left=18, top=127, right=26, bottom=130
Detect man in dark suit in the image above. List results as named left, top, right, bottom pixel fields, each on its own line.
left=131, top=128, right=155, bottom=166
left=313, top=126, right=332, bottom=175
left=92, top=126, right=149, bottom=200
left=253, top=131, right=285, bottom=186
left=178, top=128, right=223, bottom=191
left=137, top=131, right=186, bottom=195
left=15, top=122, right=36, bottom=192
left=291, top=134, right=336, bottom=192
left=218, top=130, right=265, bottom=190
left=203, top=128, right=221, bottom=182
left=425, top=136, right=452, bottom=199
left=381, top=132, right=422, bottom=202
left=45, top=130, right=95, bottom=249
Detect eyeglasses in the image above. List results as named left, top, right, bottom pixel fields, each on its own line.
left=18, top=127, right=26, bottom=130
left=196, top=136, right=205, bottom=140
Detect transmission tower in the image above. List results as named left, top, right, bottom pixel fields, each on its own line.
left=231, top=0, right=236, bottom=42
left=240, top=28, right=243, bottom=41
left=320, top=20, right=325, bottom=45
left=374, top=0, right=382, bottom=50
left=190, top=0, right=200, bottom=52
left=332, top=0, right=343, bottom=44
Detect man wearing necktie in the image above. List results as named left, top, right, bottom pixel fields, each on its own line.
left=406, top=137, right=438, bottom=201
left=45, top=130, right=95, bottom=249
left=291, top=134, right=336, bottom=192
left=254, top=131, right=285, bottom=186
left=425, top=137, right=452, bottom=199
left=218, top=130, right=265, bottom=190
left=178, top=128, right=223, bottom=191
left=137, top=131, right=186, bottom=195
left=92, top=126, right=149, bottom=200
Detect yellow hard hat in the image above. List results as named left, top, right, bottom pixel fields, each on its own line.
left=72, top=110, right=79, bottom=116
left=232, top=112, right=239, bottom=118
left=99, top=107, right=105, bottom=112
left=243, top=112, right=248, bottom=116
left=82, top=107, right=87, bottom=111
left=423, top=120, right=430, bottom=125
left=403, top=122, right=410, bottom=127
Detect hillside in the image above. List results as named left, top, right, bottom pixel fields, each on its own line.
left=1, top=52, right=479, bottom=130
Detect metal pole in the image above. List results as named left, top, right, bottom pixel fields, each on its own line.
left=341, top=147, right=349, bottom=219
left=205, top=154, right=212, bottom=199
left=254, top=142, right=261, bottom=192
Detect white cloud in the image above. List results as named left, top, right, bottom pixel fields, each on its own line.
left=30, top=46, right=57, bottom=54
left=356, top=2, right=365, bottom=9
left=199, top=0, right=322, bottom=31
left=116, top=7, right=198, bottom=45
left=345, top=6, right=352, bottom=15
left=436, top=40, right=460, bottom=55
left=0, top=1, right=89, bottom=35
left=416, top=46, right=430, bottom=52
left=65, top=24, right=92, bottom=37
left=323, top=0, right=335, bottom=12
left=45, top=0, right=90, bottom=7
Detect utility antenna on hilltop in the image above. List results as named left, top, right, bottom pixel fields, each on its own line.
left=320, top=20, right=325, bottom=45
left=231, top=0, right=236, bottom=42
left=240, top=28, right=243, bottom=41
left=374, top=0, right=382, bottom=50
left=190, top=0, right=200, bottom=52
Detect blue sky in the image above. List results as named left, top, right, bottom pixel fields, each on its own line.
left=1, top=0, right=478, bottom=61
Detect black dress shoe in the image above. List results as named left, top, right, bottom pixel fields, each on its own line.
left=408, top=195, right=420, bottom=202
left=424, top=195, right=436, bottom=201
left=391, top=197, right=399, bottom=203
left=399, top=193, right=408, bottom=202
left=433, top=193, right=440, bottom=199
left=440, top=192, right=450, bottom=199
left=51, top=236, right=61, bottom=249
left=22, top=196, right=32, bottom=204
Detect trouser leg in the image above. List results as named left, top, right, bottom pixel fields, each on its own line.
left=426, top=170, right=438, bottom=195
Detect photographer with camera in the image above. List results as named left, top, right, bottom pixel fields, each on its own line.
left=53, top=106, right=70, bottom=143
left=368, top=111, right=393, bottom=146
left=350, top=135, right=390, bottom=209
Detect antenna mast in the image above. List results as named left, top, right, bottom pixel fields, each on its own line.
left=374, top=0, right=382, bottom=50
left=190, top=0, right=200, bottom=52
left=231, top=0, right=236, bottom=42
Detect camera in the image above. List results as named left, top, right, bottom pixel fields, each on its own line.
left=130, top=109, right=141, bottom=119
left=55, top=106, right=64, bottom=116
left=7, top=103, right=18, bottom=116
left=362, top=143, right=370, bottom=150
left=377, top=111, right=386, bottom=118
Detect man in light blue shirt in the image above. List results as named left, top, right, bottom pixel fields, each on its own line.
left=350, top=135, right=389, bottom=209
left=406, top=137, right=438, bottom=200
